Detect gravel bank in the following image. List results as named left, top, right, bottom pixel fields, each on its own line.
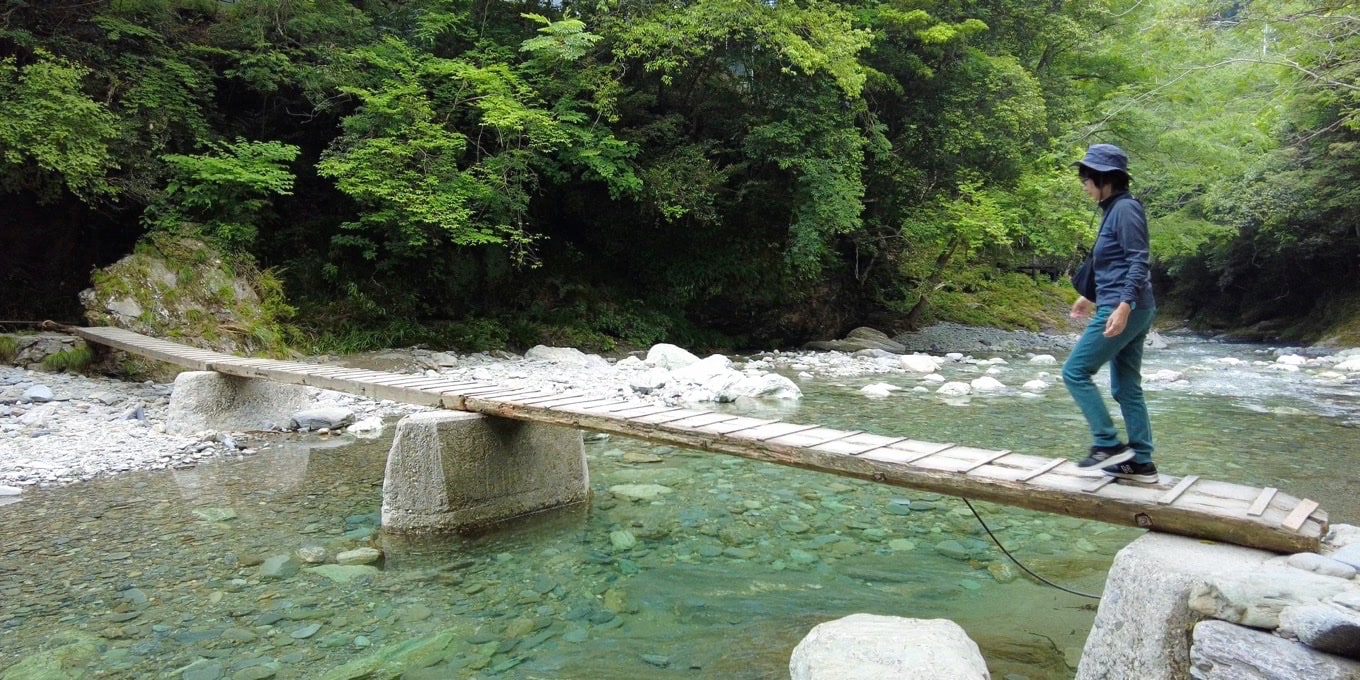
left=894, top=322, right=1079, bottom=354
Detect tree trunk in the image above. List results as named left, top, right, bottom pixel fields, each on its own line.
left=904, top=236, right=963, bottom=328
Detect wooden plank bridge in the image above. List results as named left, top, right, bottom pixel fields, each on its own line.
left=69, top=326, right=1328, bottom=554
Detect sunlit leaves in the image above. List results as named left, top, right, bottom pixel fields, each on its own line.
left=610, top=0, right=870, bottom=97
left=520, top=14, right=602, bottom=62
left=318, top=29, right=637, bottom=267
left=146, top=138, right=300, bottom=249
left=0, top=52, right=120, bottom=201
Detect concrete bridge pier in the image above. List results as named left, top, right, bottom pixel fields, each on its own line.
left=381, top=411, right=590, bottom=533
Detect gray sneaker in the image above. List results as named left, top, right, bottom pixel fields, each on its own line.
left=1102, top=460, right=1159, bottom=484
left=1076, top=444, right=1133, bottom=469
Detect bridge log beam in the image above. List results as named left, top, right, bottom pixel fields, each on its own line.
left=381, top=411, right=589, bottom=533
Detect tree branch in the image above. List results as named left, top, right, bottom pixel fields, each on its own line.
left=1088, top=56, right=1360, bottom=135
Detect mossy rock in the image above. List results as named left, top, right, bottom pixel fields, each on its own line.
left=79, top=235, right=297, bottom=357
left=0, top=630, right=102, bottom=679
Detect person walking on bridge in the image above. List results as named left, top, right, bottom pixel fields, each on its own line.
left=1063, top=143, right=1159, bottom=483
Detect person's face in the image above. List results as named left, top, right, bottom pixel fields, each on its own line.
left=1081, top=175, right=1107, bottom=202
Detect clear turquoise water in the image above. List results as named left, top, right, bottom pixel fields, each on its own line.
left=1, top=337, right=1355, bottom=679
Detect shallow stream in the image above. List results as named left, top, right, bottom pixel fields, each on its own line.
left=1, top=336, right=1356, bottom=679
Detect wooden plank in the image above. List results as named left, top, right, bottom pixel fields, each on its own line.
left=435, top=382, right=499, bottom=395
left=961, top=450, right=1012, bottom=474
left=352, top=374, right=418, bottom=386
left=727, top=422, right=820, bottom=442
left=799, top=430, right=863, bottom=448
left=386, top=377, right=462, bottom=389
left=443, top=384, right=515, bottom=395
left=860, top=446, right=954, bottom=465
left=701, top=418, right=777, bottom=435
left=428, top=379, right=487, bottom=388
left=513, top=392, right=584, bottom=406
left=1018, top=458, right=1067, bottom=482
left=478, top=390, right=558, bottom=404
left=1281, top=499, right=1320, bottom=532
left=553, top=398, right=634, bottom=413
left=1158, top=475, right=1201, bottom=505
left=1083, top=476, right=1117, bottom=493
left=414, top=380, right=490, bottom=392
left=614, top=405, right=687, bottom=419
left=846, top=437, right=912, bottom=456
left=633, top=409, right=711, bottom=425
left=657, top=413, right=740, bottom=430
left=470, top=387, right=546, bottom=399
left=562, top=399, right=636, bottom=413
left=751, top=423, right=826, bottom=442
left=717, top=419, right=787, bottom=438
left=309, top=368, right=386, bottom=381
left=485, top=390, right=569, bottom=404
left=876, top=444, right=956, bottom=465
left=1246, top=487, right=1278, bottom=517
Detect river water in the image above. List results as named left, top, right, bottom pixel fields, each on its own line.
left=1, top=336, right=1356, bottom=679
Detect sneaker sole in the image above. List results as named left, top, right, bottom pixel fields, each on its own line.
left=1103, top=470, right=1159, bottom=484
left=1077, top=448, right=1134, bottom=469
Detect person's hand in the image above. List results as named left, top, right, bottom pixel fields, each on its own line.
left=1104, top=302, right=1131, bottom=337
left=1070, top=296, right=1094, bottom=319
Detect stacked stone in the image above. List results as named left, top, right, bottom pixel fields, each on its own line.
left=1079, top=525, right=1360, bottom=680
left=1187, top=525, right=1360, bottom=678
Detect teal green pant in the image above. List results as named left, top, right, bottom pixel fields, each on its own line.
left=1061, top=305, right=1157, bottom=463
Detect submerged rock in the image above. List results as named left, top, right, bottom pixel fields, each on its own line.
left=609, top=484, right=674, bottom=502
left=0, top=630, right=102, bottom=680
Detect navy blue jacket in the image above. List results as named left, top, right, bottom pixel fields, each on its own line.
left=1092, top=192, right=1155, bottom=309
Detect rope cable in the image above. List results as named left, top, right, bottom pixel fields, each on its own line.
left=962, top=497, right=1102, bottom=600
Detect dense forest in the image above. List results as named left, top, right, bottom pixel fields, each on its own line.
left=2, top=0, right=1358, bottom=352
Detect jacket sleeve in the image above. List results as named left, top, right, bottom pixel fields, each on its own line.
left=1113, top=200, right=1151, bottom=305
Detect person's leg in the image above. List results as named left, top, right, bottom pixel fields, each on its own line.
left=1109, top=307, right=1157, bottom=463
left=1062, top=306, right=1132, bottom=451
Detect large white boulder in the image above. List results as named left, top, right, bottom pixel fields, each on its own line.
left=645, top=343, right=701, bottom=370
left=789, top=614, right=989, bottom=680
left=524, top=345, right=610, bottom=368
left=671, top=354, right=734, bottom=383
left=1078, top=533, right=1274, bottom=680
left=969, top=376, right=1006, bottom=392
left=725, top=373, right=802, bottom=401
left=166, top=371, right=311, bottom=434
left=937, top=382, right=971, bottom=397
left=900, top=354, right=940, bottom=373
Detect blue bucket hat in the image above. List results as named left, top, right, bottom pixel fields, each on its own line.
left=1074, top=143, right=1131, bottom=178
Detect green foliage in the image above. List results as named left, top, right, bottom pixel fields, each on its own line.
left=610, top=0, right=871, bottom=97
left=14, top=0, right=1360, bottom=349
left=0, top=52, right=120, bottom=200
left=145, top=138, right=301, bottom=249
left=0, top=336, right=17, bottom=364
left=520, top=14, right=601, bottom=62
left=42, top=345, right=96, bottom=373
left=926, top=271, right=1074, bottom=331
left=317, top=33, right=636, bottom=271
left=1100, top=0, right=1360, bottom=338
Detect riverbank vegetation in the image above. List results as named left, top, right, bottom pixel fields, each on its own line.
left=2, top=0, right=1358, bottom=351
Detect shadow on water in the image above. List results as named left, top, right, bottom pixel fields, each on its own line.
left=2, top=337, right=1354, bottom=678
